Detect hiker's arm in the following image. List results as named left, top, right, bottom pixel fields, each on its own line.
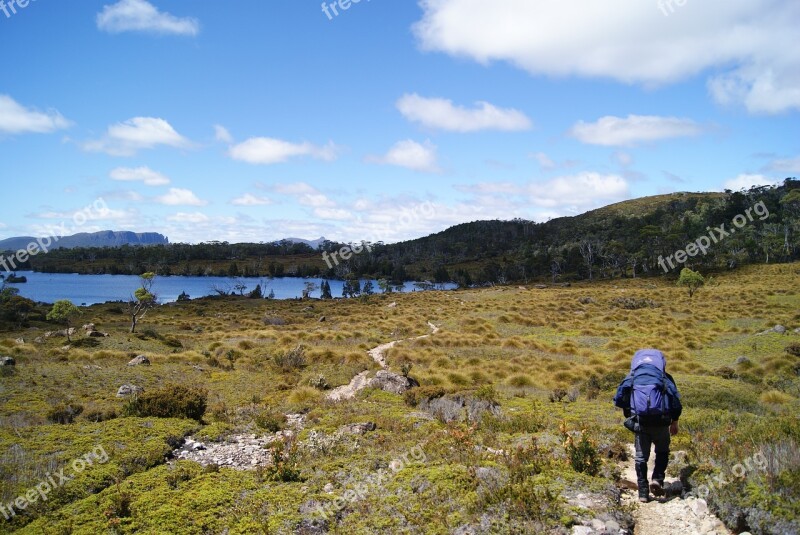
left=613, top=384, right=632, bottom=417
left=667, top=378, right=683, bottom=422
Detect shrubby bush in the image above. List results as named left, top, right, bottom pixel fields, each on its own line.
left=122, top=384, right=207, bottom=421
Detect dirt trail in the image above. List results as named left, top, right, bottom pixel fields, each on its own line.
left=326, top=322, right=439, bottom=401
left=621, top=445, right=732, bottom=535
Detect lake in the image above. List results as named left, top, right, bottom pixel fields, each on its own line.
left=4, top=272, right=452, bottom=305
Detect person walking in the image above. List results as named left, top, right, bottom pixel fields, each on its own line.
left=614, top=349, right=682, bottom=503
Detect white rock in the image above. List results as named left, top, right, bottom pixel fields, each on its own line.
left=690, top=498, right=709, bottom=517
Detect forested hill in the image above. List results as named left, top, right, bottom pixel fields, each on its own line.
left=15, top=180, right=800, bottom=284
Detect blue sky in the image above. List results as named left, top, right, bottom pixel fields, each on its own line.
left=1, top=0, right=798, bottom=244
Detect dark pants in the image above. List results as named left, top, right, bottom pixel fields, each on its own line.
left=635, top=424, right=671, bottom=483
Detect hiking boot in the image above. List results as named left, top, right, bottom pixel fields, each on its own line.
left=635, top=462, right=650, bottom=503
left=650, top=479, right=665, bottom=497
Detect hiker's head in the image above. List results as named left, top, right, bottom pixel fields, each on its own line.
left=631, top=349, right=666, bottom=372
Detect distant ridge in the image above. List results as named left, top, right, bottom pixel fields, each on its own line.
left=282, top=237, right=326, bottom=250
left=0, top=231, right=168, bottom=252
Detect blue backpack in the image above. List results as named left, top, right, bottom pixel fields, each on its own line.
left=628, top=349, right=671, bottom=422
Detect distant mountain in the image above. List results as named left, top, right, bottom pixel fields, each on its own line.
left=0, top=231, right=168, bottom=252
left=281, top=237, right=327, bottom=250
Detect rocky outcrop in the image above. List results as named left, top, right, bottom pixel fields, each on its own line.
left=172, top=413, right=306, bottom=469
left=368, top=370, right=419, bottom=395
left=127, top=355, right=151, bottom=366
left=117, top=384, right=143, bottom=397
left=1, top=356, right=15, bottom=366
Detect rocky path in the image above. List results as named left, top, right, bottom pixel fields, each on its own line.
left=172, top=413, right=306, bottom=469
left=326, top=321, right=439, bottom=401
left=620, top=446, right=732, bottom=535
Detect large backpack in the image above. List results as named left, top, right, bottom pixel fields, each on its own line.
left=629, top=349, right=671, bottom=423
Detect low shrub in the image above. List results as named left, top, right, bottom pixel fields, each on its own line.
left=254, top=409, right=286, bottom=432
left=273, top=345, right=306, bottom=370
left=47, top=403, right=84, bottom=424
left=404, top=385, right=447, bottom=407
left=122, top=384, right=207, bottom=421
left=610, top=297, right=660, bottom=310
left=785, top=342, right=800, bottom=358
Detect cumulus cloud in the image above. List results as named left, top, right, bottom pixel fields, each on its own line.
left=214, top=125, right=233, bottom=143
left=84, top=117, right=190, bottom=156
left=767, top=156, right=800, bottom=174
left=531, top=152, right=556, bottom=170
left=156, top=188, right=207, bottom=206
left=274, top=182, right=336, bottom=208
left=397, top=93, right=531, bottom=132
left=230, top=193, right=272, bottom=206
left=723, top=173, right=777, bottom=191
left=228, top=137, right=338, bottom=165
left=109, top=166, right=170, bottom=186
left=527, top=172, right=629, bottom=210
left=97, top=0, right=200, bottom=36
left=0, top=95, right=72, bottom=134
left=413, top=0, right=800, bottom=114
left=367, top=139, right=440, bottom=173
left=167, top=212, right=210, bottom=223
left=570, top=115, right=704, bottom=146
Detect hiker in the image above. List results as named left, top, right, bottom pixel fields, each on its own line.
left=613, top=348, right=682, bottom=503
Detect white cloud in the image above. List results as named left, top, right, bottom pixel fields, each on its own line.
left=723, top=174, right=776, bottom=191
left=109, top=166, right=170, bottom=186
left=396, top=93, right=531, bottom=132
left=367, top=139, right=440, bottom=173
left=230, top=193, right=272, bottom=206
left=531, top=152, right=556, bottom=170
left=214, top=124, right=233, bottom=143
left=156, top=188, right=207, bottom=206
left=274, top=182, right=336, bottom=208
left=0, top=95, right=72, bottom=134
left=228, top=137, right=338, bottom=165
left=97, top=0, right=199, bottom=36
left=167, top=212, right=210, bottom=223
left=414, top=0, right=800, bottom=114
left=314, top=207, right=352, bottom=221
left=768, top=156, right=800, bottom=174
left=614, top=151, right=633, bottom=166
left=84, top=117, right=190, bottom=156
left=528, top=172, right=630, bottom=210
left=570, top=115, right=703, bottom=146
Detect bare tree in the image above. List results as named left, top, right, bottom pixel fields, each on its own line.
left=127, top=272, right=157, bottom=333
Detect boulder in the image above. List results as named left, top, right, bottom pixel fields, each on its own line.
left=127, top=355, right=150, bottom=366
left=1, top=356, right=15, bottom=366
left=82, top=323, right=96, bottom=332
left=339, top=422, right=377, bottom=435
left=774, top=325, right=787, bottom=334
left=117, top=384, right=144, bottom=397
left=45, top=328, right=77, bottom=338
left=368, top=370, right=419, bottom=394
left=387, top=302, right=397, bottom=308
left=534, top=284, right=547, bottom=289
left=88, top=330, right=109, bottom=337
